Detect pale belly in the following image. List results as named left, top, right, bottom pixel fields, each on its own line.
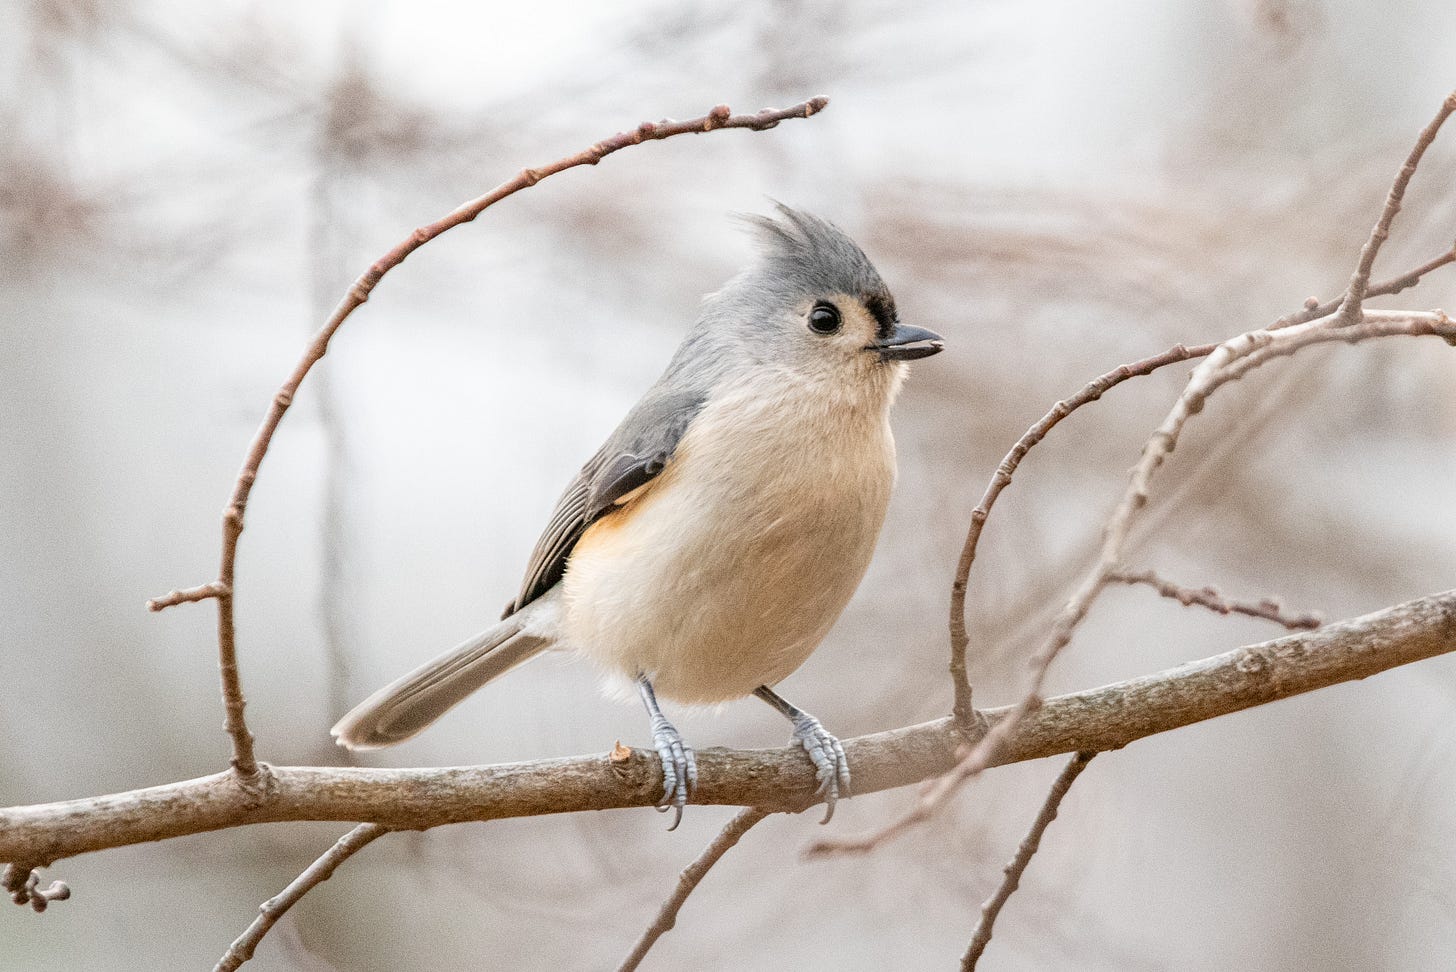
left=559, top=392, right=897, bottom=704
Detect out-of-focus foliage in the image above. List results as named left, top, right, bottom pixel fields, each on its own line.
left=2, top=1, right=1454, bottom=969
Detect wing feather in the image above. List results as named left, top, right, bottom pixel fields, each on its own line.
left=506, top=386, right=706, bottom=615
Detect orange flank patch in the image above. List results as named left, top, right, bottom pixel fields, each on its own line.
left=572, top=458, right=675, bottom=559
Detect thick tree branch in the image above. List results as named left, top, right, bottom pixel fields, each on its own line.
left=4, top=590, right=1452, bottom=867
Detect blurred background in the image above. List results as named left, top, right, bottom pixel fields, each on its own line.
left=3, top=0, right=1455, bottom=968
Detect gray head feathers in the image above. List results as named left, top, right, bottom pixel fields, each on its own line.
left=736, top=204, right=897, bottom=333
left=660, top=204, right=900, bottom=387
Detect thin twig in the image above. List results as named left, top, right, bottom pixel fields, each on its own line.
left=948, top=240, right=1456, bottom=725
left=948, top=342, right=1219, bottom=725
left=961, top=752, right=1095, bottom=971
left=214, top=823, right=388, bottom=972
left=821, top=310, right=1455, bottom=857
left=616, top=808, right=771, bottom=972
left=146, top=582, right=229, bottom=613
left=1335, top=90, right=1456, bottom=326
left=949, top=91, right=1456, bottom=727
left=938, top=87, right=1456, bottom=831
left=1107, top=568, right=1322, bottom=630
left=151, top=98, right=828, bottom=779
left=956, top=311, right=1455, bottom=810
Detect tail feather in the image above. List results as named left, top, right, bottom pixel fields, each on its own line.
left=332, top=606, right=553, bottom=750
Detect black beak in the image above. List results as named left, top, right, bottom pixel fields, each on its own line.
left=869, top=323, right=944, bottom=361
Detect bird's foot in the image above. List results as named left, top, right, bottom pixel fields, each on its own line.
left=790, top=712, right=851, bottom=824
left=648, top=713, right=697, bottom=831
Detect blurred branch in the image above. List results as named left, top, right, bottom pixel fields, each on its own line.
left=1107, top=567, right=1322, bottom=630
left=929, top=91, right=1456, bottom=877
left=831, top=307, right=1455, bottom=857
left=308, top=75, right=359, bottom=733
left=617, top=808, right=771, bottom=972
left=214, top=823, right=388, bottom=972
left=141, top=97, right=830, bottom=780
left=947, top=340, right=1218, bottom=725
left=961, top=752, right=1095, bottom=972
left=943, top=87, right=1456, bottom=750
left=948, top=242, right=1456, bottom=727
left=4, top=589, right=1453, bottom=866
left=1336, top=92, right=1456, bottom=326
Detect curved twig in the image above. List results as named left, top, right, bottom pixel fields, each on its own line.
left=947, top=341, right=1218, bottom=724
left=948, top=240, right=1456, bottom=726
left=828, top=311, right=1455, bottom=856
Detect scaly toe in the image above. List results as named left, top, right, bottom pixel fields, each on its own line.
left=649, top=717, right=695, bottom=831
left=790, top=713, right=851, bottom=825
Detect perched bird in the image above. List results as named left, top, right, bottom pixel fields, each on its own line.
left=332, top=205, right=943, bottom=826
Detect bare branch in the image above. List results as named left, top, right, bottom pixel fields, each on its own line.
left=616, top=808, right=771, bottom=972
left=829, top=311, right=1455, bottom=856
left=1335, top=90, right=1456, bottom=326
left=1107, top=568, right=1322, bottom=631
left=948, top=230, right=1456, bottom=724
left=148, top=98, right=829, bottom=780
left=948, top=341, right=1220, bottom=724
left=1283, top=245, right=1456, bottom=328
left=145, top=581, right=229, bottom=612
left=949, top=238, right=1456, bottom=726
left=3, top=590, right=1452, bottom=867
left=961, top=751, right=1095, bottom=971
left=214, top=823, right=389, bottom=972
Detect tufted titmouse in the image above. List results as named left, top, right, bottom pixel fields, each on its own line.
left=332, top=204, right=943, bottom=826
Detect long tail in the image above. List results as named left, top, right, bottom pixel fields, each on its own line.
left=331, top=593, right=557, bottom=750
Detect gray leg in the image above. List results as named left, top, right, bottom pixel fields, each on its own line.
left=754, top=686, right=851, bottom=824
left=636, top=674, right=697, bottom=831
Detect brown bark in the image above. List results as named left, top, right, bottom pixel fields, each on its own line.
left=4, top=589, right=1451, bottom=868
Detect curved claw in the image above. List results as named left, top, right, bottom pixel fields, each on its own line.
left=789, top=712, right=851, bottom=824
left=648, top=715, right=696, bottom=831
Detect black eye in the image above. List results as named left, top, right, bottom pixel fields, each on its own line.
left=807, top=302, right=841, bottom=335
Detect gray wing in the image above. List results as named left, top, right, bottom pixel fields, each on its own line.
left=505, top=386, right=706, bottom=616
